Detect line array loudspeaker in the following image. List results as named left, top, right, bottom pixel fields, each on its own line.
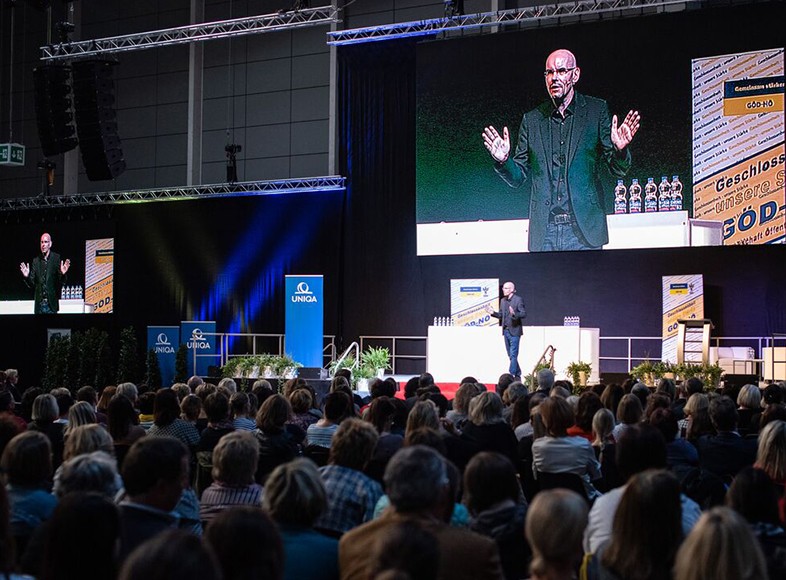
left=33, top=64, right=78, bottom=157
left=72, top=59, right=126, bottom=181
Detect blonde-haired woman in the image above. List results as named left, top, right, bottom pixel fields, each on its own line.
left=674, top=506, right=767, bottom=580
left=754, top=419, right=786, bottom=521
left=525, top=489, right=587, bottom=580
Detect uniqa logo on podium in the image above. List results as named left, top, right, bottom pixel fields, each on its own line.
left=181, top=321, right=217, bottom=377
left=285, top=275, right=323, bottom=368
left=147, top=326, right=179, bottom=387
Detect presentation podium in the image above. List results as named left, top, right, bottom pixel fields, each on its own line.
left=427, top=325, right=600, bottom=385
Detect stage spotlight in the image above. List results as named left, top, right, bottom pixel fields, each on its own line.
left=444, top=0, right=464, bottom=18
left=225, top=143, right=241, bottom=183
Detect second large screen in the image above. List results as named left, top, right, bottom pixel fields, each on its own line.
left=415, top=4, right=784, bottom=255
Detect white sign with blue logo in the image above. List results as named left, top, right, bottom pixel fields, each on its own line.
left=180, top=321, right=217, bottom=377
left=285, top=275, right=323, bottom=368
left=147, top=326, right=180, bottom=387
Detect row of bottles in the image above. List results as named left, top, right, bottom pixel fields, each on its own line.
left=614, top=175, right=684, bottom=214
left=432, top=316, right=455, bottom=326
left=61, top=285, right=83, bottom=299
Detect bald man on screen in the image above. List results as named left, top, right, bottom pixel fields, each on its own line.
left=483, top=49, right=640, bottom=252
left=20, top=233, right=70, bottom=314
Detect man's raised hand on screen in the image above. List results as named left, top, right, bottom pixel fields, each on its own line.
left=19, top=262, right=29, bottom=278
left=483, top=125, right=511, bottom=163
left=611, top=110, right=640, bottom=151
left=60, top=259, right=71, bottom=275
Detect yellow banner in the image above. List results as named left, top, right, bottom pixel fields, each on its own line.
left=724, top=93, right=784, bottom=115
left=86, top=274, right=113, bottom=314
left=663, top=296, right=703, bottom=339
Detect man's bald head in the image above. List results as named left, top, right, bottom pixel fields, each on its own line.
left=544, top=49, right=580, bottom=105
left=547, top=49, right=577, bottom=68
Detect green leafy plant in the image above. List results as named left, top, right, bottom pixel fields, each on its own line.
left=43, top=334, right=70, bottom=391
left=145, top=348, right=162, bottom=389
left=116, top=326, right=140, bottom=384
left=360, top=346, right=391, bottom=377
left=223, top=354, right=301, bottom=379
left=566, top=361, right=592, bottom=388
left=175, top=344, right=189, bottom=383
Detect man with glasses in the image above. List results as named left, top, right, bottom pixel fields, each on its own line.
left=19, top=232, right=70, bottom=314
left=483, top=49, right=640, bottom=252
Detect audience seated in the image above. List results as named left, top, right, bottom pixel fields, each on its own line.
left=264, top=458, right=339, bottom=580
left=534, top=369, right=555, bottom=395
left=145, top=389, right=200, bottom=450
left=315, top=418, right=382, bottom=536
left=307, top=391, right=353, bottom=450
left=591, top=408, right=622, bottom=492
left=525, top=489, right=587, bottom=580
left=696, top=395, right=757, bottom=482
left=229, top=392, right=256, bottom=431
left=196, top=392, right=234, bottom=455
left=288, top=388, right=320, bottom=432
left=204, top=507, right=284, bottom=580
left=736, top=384, right=762, bottom=436
left=0, top=392, right=25, bottom=433
left=53, top=451, right=121, bottom=499
left=368, top=520, right=439, bottom=580
left=199, top=431, right=262, bottom=525
left=136, top=392, right=156, bottom=430
left=649, top=407, right=699, bottom=482
left=599, top=384, right=623, bottom=418
left=365, top=397, right=404, bottom=482
left=611, top=394, right=643, bottom=442
left=464, top=452, right=530, bottom=580
left=674, top=506, right=768, bottom=580
left=254, top=394, right=303, bottom=484
left=339, top=445, right=503, bottom=580
left=581, top=469, right=683, bottom=580
left=120, top=528, right=221, bottom=580
left=117, top=436, right=190, bottom=562
left=446, top=382, right=482, bottom=432
left=725, top=466, right=786, bottom=580
left=680, top=393, right=714, bottom=443
left=460, top=392, right=518, bottom=465
left=567, top=391, right=603, bottom=443
left=27, top=394, right=65, bottom=469
left=754, top=419, right=786, bottom=521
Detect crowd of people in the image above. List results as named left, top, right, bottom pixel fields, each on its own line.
left=0, top=366, right=785, bottom=580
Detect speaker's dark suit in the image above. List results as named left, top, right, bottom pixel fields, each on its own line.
left=24, top=252, right=64, bottom=313
left=495, top=93, right=631, bottom=251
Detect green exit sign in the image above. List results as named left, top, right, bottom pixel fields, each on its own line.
left=0, top=143, right=25, bottom=166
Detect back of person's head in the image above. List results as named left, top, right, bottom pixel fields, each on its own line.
left=453, top=382, right=481, bottom=415
left=32, top=393, right=59, bottom=423
left=617, top=393, right=643, bottom=425
left=263, top=458, right=326, bottom=527
left=496, top=373, right=516, bottom=396
left=1, top=430, right=52, bottom=487
left=575, top=391, right=603, bottom=432
left=76, top=385, right=98, bottom=405
left=403, top=376, right=420, bottom=398
left=539, top=396, right=574, bottom=437
left=195, top=382, right=217, bottom=402
left=708, top=395, right=738, bottom=432
left=685, top=377, right=705, bottom=397
left=644, top=393, right=672, bottom=421
left=116, top=382, right=138, bottom=403
left=616, top=423, right=667, bottom=481
left=65, top=400, right=97, bottom=434
left=137, top=392, right=156, bottom=416
left=370, top=378, right=396, bottom=399
left=600, top=383, right=624, bottom=414
left=726, top=466, right=782, bottom=526
left=212, top=430, right=258, bottom=486
left=736, top=384, right=761, bottom=409
left=525, top=489, right=588, bottom=578
left=406, top=400, right=440, bottom=434
left=655, top=378, right=676, bottom=401
left=54, top=451, right=121, bottom=498
left=329, top=418, right=379, bottom=471
left=419, top=392, right=448, bottom=418
left=760, top=403, right=786, bottom=430
left=755, top=419, right=786, bottom=482
left=674, top=506, right=767, bottom=580
left=503, top=382, right=528, bottom=406
left=367, top=396, right=396, bottom=434
left=229, top=392, right=250, bottom=417
left=385, top=445, right=447, bottom=514
left=170, top=383, right=190, bottom=402
left=204, top=392, right=230, bottom=424
left=288, top=388, right=313, bottom=415
left=153, top=388, right=180, bottom=426
left=602, top=469, right=682, bottom=580
left=252, top=380, right=274, bottom=406
left=120, top=528, right=221, bottom=580
left=463, top=452, right=520, bottom=515
left=63, top=423, right=114, bottom=461
left=0, top=391, right=13, bottom=414
left=536, top=368, right=555, bottom=392
left=51, top=387, right=74, bottom=417
left=418, top=373, right=435, bottom=390
left=468, top=391, right=505, bottom=426
left=204, top=507, right=283, bottom=580
left=403, top=427, right=447, bottom=456
left=684, top=392, right=709, bottom=416
left=121, top=436, right=187, bottom=508
left=217, top=377, right=237, bottom=395
left=592, top=408, right=615, bottom=446
left=42, top=492, right=119, bottom=580
left=323, top=391, right=352, bottom=423
left=511, top=395, right=531, bottom=429
left=631, top=382, right=650, bottom=408
left=369, top=520, right=440, bottom=580
left=20, top=387, right=43, bottom=420
left=648, top=407, right=679, bottom=443
left=549, top=385, right=570, bottom=399
left=256, top=394, right=291, bottom=432
left=180, top=394, right=202, bottom=422
left=763, top=383, right=784, bottom=406
left=0, top=416, right=21, bottom=461
left=187, top=375, right=204, bottom=391
left=107, top=394, right=137, bottom=440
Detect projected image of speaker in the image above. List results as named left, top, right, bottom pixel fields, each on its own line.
left=72, top=59, right=126, bottom=181
left=33, top=64, right=78, bottom=157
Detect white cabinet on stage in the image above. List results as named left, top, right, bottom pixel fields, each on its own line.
left=427, top=325, right=600, bottom=385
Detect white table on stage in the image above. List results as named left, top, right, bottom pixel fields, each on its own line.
left=0, top=299, right=95, bottom=314
left=427, top=325, right=600, bottom=385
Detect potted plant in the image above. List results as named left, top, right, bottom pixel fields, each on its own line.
left=630, top=360, right=656, bottom=386
left=360, top=346, right=391, bottom=379
left=566, top=361, right=592, bottom=388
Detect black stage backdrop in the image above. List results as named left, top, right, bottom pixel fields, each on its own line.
left=1, top=4, right=785, bottom=386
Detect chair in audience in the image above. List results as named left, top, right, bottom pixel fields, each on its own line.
left=535, top=471, right=589, bottom=503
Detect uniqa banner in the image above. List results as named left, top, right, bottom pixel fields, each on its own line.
left=180, top=321, right=217, bottom=377
left=147, top=326, right=180, bottom=387
left=285, top=275, right=323, bottom=368
left=449, top=278, right=499, bottom=326
left=661, top=275, right=704, bottom=364
left=692, top=48, right=785, bottom=245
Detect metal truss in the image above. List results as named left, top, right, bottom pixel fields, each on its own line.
left=0, top=177, right=346, bottom=212
left=41, top=6, right=340, bottom=61
left=327, top=0, right=702, bottom=45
